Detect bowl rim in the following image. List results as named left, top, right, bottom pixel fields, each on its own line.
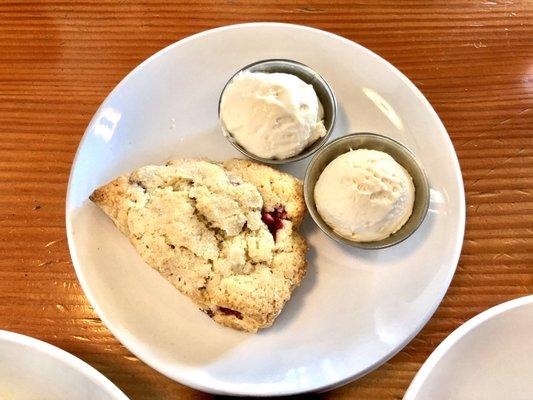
left=0, top=329, right=129, bottom=399
left=217, top=58, right=337, bottom=164
left=304, top=132, right=430, bottom=249
left=403, top=295, right=533, bottom=400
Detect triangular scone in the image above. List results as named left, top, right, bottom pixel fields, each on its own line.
left=90, top=159, right=307, bottom=332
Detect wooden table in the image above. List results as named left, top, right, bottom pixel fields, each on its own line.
left=1, top=1, right=531, bottom=398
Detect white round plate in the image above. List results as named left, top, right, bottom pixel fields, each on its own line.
left=0, top=330, right=128, bottom=400
left=404, top=296, right=533, bottom=400
left=66, top=23, right=465, bottom=396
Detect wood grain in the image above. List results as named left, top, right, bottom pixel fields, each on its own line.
left=0, top=1, right=531, bottom=399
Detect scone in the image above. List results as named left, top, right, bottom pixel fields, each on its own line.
left=90, top=158, right=307, bottom=332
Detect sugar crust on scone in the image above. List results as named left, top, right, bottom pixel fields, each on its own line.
left=90, top=158, right=307, bottom=332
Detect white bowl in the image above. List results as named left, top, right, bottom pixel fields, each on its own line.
left=66, top=23, right=465, bottom=396
left=0, top=330, right=128, bottom=400
left=404, top=296, right=533, bottom=400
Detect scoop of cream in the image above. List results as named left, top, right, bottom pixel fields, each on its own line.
left=220, top=71, right=327, bottom=160
left=314, top=149, right=415, bottom=242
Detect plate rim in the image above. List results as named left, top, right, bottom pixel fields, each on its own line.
left=403, top=295, right=533, bottom=400
left=0, top=330, right=129, bottom=399
left=66, top=22, right=466, bottom=396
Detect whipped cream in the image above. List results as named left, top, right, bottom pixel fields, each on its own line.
left=220, top=71, right=327, bottom=160
left=314, top=149, right=415, bottom=242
